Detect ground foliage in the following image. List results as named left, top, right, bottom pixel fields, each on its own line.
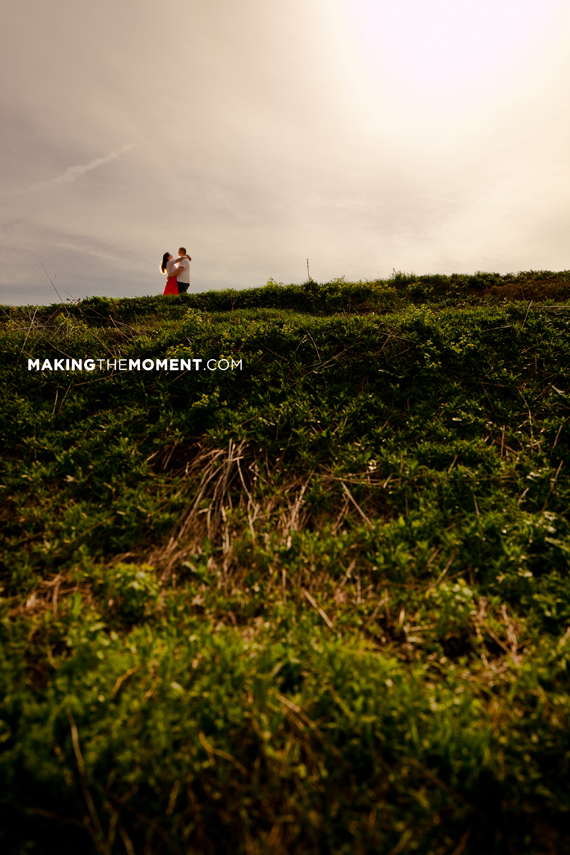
left=1, top=276, right=570, bottom=854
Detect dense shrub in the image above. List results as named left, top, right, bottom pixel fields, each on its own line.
left=1, top=287, right=570, bottom=853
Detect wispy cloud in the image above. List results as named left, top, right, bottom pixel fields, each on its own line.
left=51, top=144, right=133, bottom=185
left=8, top=145, right=133, bottom=195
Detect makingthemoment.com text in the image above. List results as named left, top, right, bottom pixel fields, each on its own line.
left=27, top=358, right=243, bottom=373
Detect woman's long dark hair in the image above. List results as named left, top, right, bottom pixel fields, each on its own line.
left=161, top=252, right=170, bottom=273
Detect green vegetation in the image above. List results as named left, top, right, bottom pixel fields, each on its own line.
left=1, top=275, right=570, bottom=854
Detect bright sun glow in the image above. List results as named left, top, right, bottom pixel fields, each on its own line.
left=341, top=0, right=564, bottom=97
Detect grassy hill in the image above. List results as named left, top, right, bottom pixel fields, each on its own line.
left=1, top=274, right=570, bottom=854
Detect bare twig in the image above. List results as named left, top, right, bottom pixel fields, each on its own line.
left=541, top=461, right=563, bottom=512
left=66, top=710, right=109, bottom=855
left=17, top=306, right=39, bottom=364
left=302, top=588, right=334, bottom=629
left=118, top=825, right=136, bottom=855
left=340, top=481, right=374, bottom=529
left=335, top=558, right=357, bottom=595
left=110, top=667, right=140, bottom=700
left=55, top=380, right=74, bottom=416
left=288, top=470, right=314, bottom=532
left=198, top=731, right=247, bottom=775
left=518, top=390, right=534, bottom=446
left=472, top=494, right=481, bottom=519
left=522, top=300, right=533, bottom=328
left=305, top=330, right=321, bottom=361
left=37, top=262, right=69, bottom=313
left=0, top=799, right=85, bottom=828
left=450, top=829, right=472, bottom=855
left=425, top=554, right=455, bottom=595
left=363, top=594, right=389, bottom=630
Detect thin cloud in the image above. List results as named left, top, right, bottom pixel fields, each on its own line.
left=52, top=144, right=133, bottom=185
left=8, top=145, right=133, bottom=195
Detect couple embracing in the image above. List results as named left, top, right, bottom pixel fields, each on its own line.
left=161, top=247, right=191, bottom=295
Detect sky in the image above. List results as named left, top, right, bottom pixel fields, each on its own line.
left=1, top=0, right=570, bottom=305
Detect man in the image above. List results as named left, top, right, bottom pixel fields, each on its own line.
left=174, top=247, right=191, bottom=293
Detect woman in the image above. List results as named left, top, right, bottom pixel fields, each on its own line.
left=161, top=252, right=179, bottom=295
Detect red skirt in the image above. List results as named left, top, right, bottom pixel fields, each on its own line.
left=163, top=276, right=178, bottom=296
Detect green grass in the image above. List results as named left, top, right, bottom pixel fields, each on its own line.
left=1, top=277, right=570, bottom=854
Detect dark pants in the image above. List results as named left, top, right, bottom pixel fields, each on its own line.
left=177, top=281, right=189, bottom=294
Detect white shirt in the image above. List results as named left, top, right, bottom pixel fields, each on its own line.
left=175, top=256, right=190, bottom=284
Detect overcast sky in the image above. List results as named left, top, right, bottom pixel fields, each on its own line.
left=1, top=0, right=570, bottom=305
